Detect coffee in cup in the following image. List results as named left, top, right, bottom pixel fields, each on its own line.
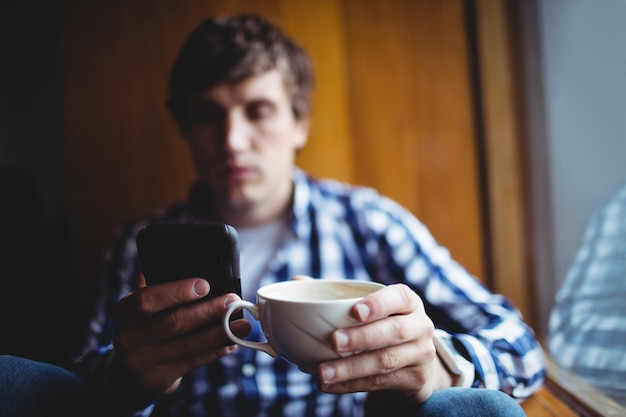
left=223, top=279, right=385, bottom=373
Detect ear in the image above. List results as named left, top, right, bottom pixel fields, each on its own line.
left=293, top=117, right=310, bottom=150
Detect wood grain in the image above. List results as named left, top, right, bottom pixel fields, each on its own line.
left=473, top=0, right=531, bottom=320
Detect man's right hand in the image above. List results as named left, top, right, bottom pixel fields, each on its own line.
left=109, top=277, right=251, bottom=407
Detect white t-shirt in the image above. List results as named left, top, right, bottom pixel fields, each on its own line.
left=237, top=215, right=289, bottom=302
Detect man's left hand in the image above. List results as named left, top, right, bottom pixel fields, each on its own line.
left=316, top=283, right=455, bottom=403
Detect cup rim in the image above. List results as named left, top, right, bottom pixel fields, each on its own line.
left=256, top=279, right=385, bottom=303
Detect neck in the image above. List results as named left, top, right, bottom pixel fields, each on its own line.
left=218, top=201, right=290, bottom=229
left=217, top=179, right=294, bottom=229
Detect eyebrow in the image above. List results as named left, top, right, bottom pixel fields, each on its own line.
left=190, top=94, right=280, bottom=108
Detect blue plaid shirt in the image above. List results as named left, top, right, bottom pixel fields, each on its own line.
left=74, top=169, right=546, bottom=416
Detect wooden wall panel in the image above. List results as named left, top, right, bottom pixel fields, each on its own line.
left=280, top=1, right=355, bottom=184
left=474, top=0, right=531, bottom=321
left=57, top=0, right=488, bottom=307
left=341, top=0, right=485, bottom=279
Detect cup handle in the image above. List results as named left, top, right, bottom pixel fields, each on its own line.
left=223, top=300, right=279, bottom=358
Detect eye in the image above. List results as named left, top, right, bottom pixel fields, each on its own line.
left=246, top=100, right=276, bottom=121
left=189, top=102, right=225, bottom=125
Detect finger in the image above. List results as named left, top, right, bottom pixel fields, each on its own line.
left=333, top=312, right=433, bottom=353
left=132, top=343, right=239, bottom=394
left=137, top=318, right=255, bottom=393
left=126, top=293, right=242, bottom=344
left=124, top=318, right=251, bottom=372
left=115, top=315, right=251, bottom=379
left=137, top=271, right=147, bottom=288
left=115, top=278, right=211, bottom=321
left=151, top=319, right=251, bottom=364
left=318, top=342, right=435, bottom=393
left=321, top=364, right=435, bottom=404
left=352, top=284, right=423, bottom=322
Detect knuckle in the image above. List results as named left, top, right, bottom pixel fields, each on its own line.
left=173, top=336, right=194, bottom=357
left=425, top=317, right=434, bottom=335
left=189, top=349, right=216, bottom=368
left=425, top=337, right=436, bottom=359
left=185, top=356, right=203, bottom=372
left=134, top=293, right=155, bottom=315
left=392, top=318, right=411, bottom=341
left=378, top=349, right=401, bottom=371
left=162, top=312, right=185, bottom=335
left=411, top=367, right=428, bottom=387
left=360, top=326, right=378, bottom=346
left=400, top=284, right=421, bottom=309
left=365, top=373, right=388, bottom=389
left=342, top=356, right=360, bottom=378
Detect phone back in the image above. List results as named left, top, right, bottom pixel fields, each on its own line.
left=136, top=223, right=241, bottom=298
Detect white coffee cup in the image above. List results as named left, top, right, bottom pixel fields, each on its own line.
left=223, top=279, right=385, bottom=373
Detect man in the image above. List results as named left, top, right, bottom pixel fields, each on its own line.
left=549, top=182, right=626, bottom=406
left=0, top=14, right=543, bottom=417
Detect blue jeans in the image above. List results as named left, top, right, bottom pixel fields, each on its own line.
left=0, top=355, right=91, bottom=417
left=0, top=355, right=526, bottom=416
left=416, top=387, right=527, bottom=416
left=365, top=388, right=526, bottom=417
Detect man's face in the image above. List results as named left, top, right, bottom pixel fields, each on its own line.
left=184, top=70, right=309, bottom=219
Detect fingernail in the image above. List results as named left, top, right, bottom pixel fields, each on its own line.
left=224, top=295, right=237, bottom=308
left=192, top=280, right=209, bottom=297
left=320, top=365, right=335, bottom=383
left=335, top=330, right=349, bottom=350
left=355, top=303, right=370, bottom=320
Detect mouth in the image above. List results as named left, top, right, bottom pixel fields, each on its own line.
left=215, top=164, right=254, bottom=182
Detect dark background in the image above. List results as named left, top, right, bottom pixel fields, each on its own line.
left=0, top=0, right=82, bottom=365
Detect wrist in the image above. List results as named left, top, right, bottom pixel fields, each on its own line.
left=106, top=352, right=159, bottom=411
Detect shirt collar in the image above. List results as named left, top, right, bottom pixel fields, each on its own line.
left=291, top=168, right=314, bottom=240
left=185, top=167, right=313, bottom=239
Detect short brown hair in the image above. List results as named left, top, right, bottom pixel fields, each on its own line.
left=166, top=14, right=314, bottom=132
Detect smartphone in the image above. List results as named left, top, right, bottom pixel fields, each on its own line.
left=136, top=223, right=242, bottom=308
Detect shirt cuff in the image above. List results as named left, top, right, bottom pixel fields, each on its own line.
left=433, top=329, right=476, bottom=388
left=453, top=333, right=500, bottom=389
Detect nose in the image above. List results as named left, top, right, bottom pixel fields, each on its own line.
left=223, top=111, right=251, bottom=152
